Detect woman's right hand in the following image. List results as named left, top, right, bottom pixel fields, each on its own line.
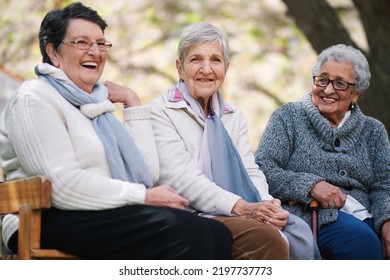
left=310, top=180, right=347, bottom=209
left=104, top=80, right=141, bottom=107
left=145, top=184, right=189, bottom=209
left=232, top=199, right=289, bottom=229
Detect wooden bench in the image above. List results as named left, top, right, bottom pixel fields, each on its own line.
left=0, top=176, right=77, bottom=259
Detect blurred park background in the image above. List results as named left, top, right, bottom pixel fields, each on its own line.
left=2, top=0, right=389, bottom=257
left=1, top=0, right=389, bottom=152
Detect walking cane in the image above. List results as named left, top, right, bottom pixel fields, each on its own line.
left=288, top=200, right=320, bottom=241
left=308, top=200, right=319, bottom=241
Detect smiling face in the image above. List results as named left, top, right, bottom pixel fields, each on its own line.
left=177, top=41, right=228, bottom=114
left=46, top=18, right=107, bottom=93
left=312, top=60, right=360, bottom=127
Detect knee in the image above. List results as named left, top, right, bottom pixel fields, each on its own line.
left=146, top=208, right=217, bottom=259
left=346, top=226, right=382, bottom=258
left=319, top=219, right=382, bottom=260
left=234, top=223, right=289, bottom=260
left=151, top=207, right=203, bottom=237
left=251, top=225, right=290, bottom=259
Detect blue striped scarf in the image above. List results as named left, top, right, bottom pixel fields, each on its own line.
left=35, top=63, right=152, bottom=187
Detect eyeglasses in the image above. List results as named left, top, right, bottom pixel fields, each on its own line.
left=313, top=76, right=355, bottom=91
left=62, top=38, right=113, bottom=52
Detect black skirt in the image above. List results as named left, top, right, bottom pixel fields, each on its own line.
left=8, top=204, right=232, bottom=260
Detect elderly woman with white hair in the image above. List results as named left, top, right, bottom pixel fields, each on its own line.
left=108, top=22, right=319, bottom=260
left=255, top=44, right=390, bottom=259
left=146, top=22, right=319, bottom=259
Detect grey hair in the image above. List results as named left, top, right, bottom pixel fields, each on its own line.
left=312, top=44, right=370, bottom=92
left=177, top=22, right=230, bottom=70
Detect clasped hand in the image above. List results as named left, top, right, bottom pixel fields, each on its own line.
left=232, top=199, right=289, bottom=230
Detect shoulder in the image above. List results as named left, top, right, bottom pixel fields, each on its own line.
left=3, top=78, right=55, bottom=113
left=363, top=114, right=386, bottom=130
left=268, top=101, right=305, bottom=125
left=362, top=114, right=389, bottom=140
left=221, top=105, right=248, bottom=129
left=223, top=103, right=240, bottom=117
left=149, top=95, right=164, bottom=106
left=149, top=95, right=172, bottom=114
left=18, top=78, right=53, bottom=96
left=13, top=78, right=62, bottom=108
left=150, top=92, right=189, bottom=111
left=274, top=101, right=303, bottom=115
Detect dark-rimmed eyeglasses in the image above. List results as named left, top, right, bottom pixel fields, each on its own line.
left=313, top=76, right=355, bottom=91
left=62, top=39, right=113, bottom=52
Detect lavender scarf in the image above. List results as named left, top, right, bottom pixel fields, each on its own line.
left=178, top=81, right=262, bottom=201
left=176, top=81, right=320, bottom=259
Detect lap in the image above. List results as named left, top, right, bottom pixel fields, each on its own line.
left=318, top=211, right=382, bottom=259
left=10, top=205, right=232, bottom=260
left=213, top=216, right=289, bottom=260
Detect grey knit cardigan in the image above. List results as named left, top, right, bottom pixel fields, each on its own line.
left=255, top=93, right=390, bottom=233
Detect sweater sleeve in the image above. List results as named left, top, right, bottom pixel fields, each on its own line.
left=6, top=82, right=146, bottom=210
left=254, top=105, right=323, bottom=204
left=367, top=121, right=390, bottom=232
left=122, top=105, right=159, bottom=184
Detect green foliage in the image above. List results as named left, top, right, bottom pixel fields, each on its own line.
left=249, top=27, right=264, bottom=40
left=0, top=0, right=366, bottom=147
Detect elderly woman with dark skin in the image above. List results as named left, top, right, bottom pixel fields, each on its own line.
left=0, top=3, right=233, bottom=259
left=255, top=44, right=390, bottom=260
left=109, top=22, right=320, bottom=260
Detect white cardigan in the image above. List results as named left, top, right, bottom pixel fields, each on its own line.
left=0, top=77, right=159, bottom=246
left=150, top=93, right=273, bottom=216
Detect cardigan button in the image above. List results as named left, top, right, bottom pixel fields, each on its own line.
left=334, top=138, right=340, bottom=147
left=339, top=170, right=347, bottom=177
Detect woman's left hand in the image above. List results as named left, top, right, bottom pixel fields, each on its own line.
left=232, top=199, right=288, bottom=230
left=104, top=80, right=141, bottom=107
left=382, top=220, right=390, bottom=259
left=267, top=199, right=289, bottom=229
left=145, top=184, right=189, bottom=209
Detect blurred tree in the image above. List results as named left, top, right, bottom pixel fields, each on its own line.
left=1, top=0, right=385, bottom=146
left=282, top=0, right=390, bottom=132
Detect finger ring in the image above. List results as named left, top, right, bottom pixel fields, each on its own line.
left=329, top=202, right=335, bottom=208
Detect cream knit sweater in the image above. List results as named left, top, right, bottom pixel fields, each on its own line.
left=0, top=76, right=159, bottom=246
